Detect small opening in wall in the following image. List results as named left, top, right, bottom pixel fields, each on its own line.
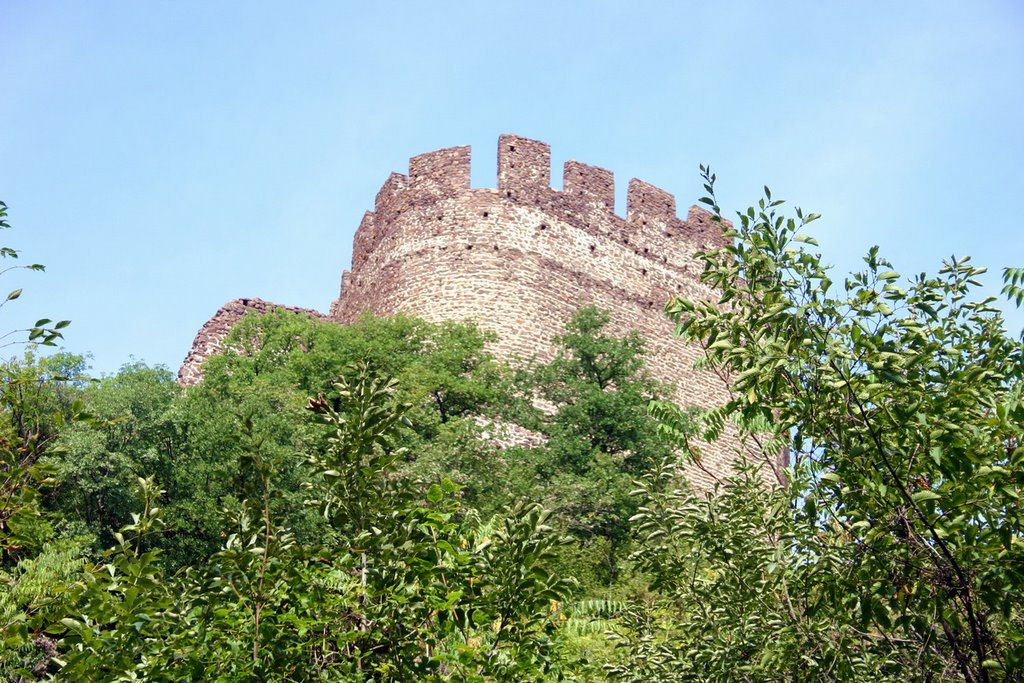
left=493, top=245, right=499, bottom=251
left=589, top=245, right=595, bottom=252
left=466, top=244, right=473, bottom=250
left=642, top=269, right=648, bottom=275
left=509, top=145, right=516, bottom=152
left=643, top=247, right=649, bottom=253
left=482, top=212, right=489, bottom=218
left=539, top=223, right=548, bottom=230
left=623, top=237, right=629, bottom=244
left=506, top=191, right=512, bottom=198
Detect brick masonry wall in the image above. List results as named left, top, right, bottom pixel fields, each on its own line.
left=181, top=135, right=751, bottom=488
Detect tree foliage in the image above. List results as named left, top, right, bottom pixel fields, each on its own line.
left=46, top=366, right=575, bottom=682
left=618, top=170, right=1024, bottom=682
left=512, top=306, right=675, bottom=586
left=5, top=181, right=1023, bottom=681
left=0, top=201, right=70, bottom=350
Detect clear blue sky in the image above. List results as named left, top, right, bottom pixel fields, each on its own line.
left=2, top=1, right=1022, bottom=375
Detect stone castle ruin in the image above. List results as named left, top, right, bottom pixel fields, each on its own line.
left=180, top=134, right=740, bottom=486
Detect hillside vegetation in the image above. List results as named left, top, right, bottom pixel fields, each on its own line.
left=1, top=184, right=1023, bottom=681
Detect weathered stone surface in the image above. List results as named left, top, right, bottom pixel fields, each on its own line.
left=180, top=135, right=746, bottom=488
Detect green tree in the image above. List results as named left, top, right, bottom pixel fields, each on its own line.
left=0, top=200, right=76, bottom=564
left=0, top=202, right=84, bottom=681
left=165, top=310, right=512, bottom=567
left=52, top=368, right=576, bottom=682
left=621, top=171, right=1024, bottom=681
left=40, top=363, right=182, bottom=547
left=0, top=198, right=76, bottom=561
left=303, top=366, right=575, bottom=680
left=510, top=306, right=674, bottom=587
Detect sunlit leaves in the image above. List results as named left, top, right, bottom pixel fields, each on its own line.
left=638, top=171, right=1024, bottom=682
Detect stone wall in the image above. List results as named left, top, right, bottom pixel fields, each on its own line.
left=180, top=135, right=746, bottom=488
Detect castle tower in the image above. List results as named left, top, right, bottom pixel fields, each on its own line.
left=181, top=135, right=740, bottom=487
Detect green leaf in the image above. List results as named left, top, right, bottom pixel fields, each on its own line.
left=793, top=234, right=819, bottom=246
left=427, top=483, right=443, bottom=504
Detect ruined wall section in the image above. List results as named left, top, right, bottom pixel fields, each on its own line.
left=179, top=298, right=328, bottom=386
left=330, top=135, right=735, bottom=487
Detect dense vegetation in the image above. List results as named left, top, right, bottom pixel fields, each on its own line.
left=1, top=184, right=1022, bottom=681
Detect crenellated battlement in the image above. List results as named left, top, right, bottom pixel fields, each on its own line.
left=349, top=134, right=726, bottom=277
left=334, top=133, right=729, bottom=336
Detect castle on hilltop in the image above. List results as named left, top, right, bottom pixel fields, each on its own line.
left=180, top=135, right=739, bottom=486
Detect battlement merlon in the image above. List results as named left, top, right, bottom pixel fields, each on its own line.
left=498, top=134, right=551, bottom=197
left=409, top=145, right=471, bottom=195
left=627, top=178, right=677, bottom=228
left=331, top=269, right=353, bottom=316
left=375, top=172, right=408, bottom=214
left=563, top=160, right=614, bottom=211
left=686, top=205, right=732, bottom=248
left=350, top=211, right=376, bottom=268
left=365, top=172, right=408, bottom=252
